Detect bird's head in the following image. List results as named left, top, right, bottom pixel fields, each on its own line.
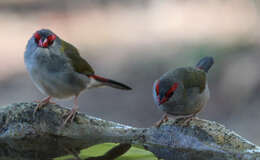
left=154, top=79, right=179, bottom=105
left=33, top=29, right=57, bottom=48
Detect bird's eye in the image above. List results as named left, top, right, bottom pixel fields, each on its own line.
left=34, top=32, right=41, bottom=42
left=47, top=34, right=56, bottom=45
left=165, top=83, right=178, bottom=98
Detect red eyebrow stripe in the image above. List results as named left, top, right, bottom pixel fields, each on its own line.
left=166, top=83, right=178, bottom=96
left=160, top=97, right=167, bottom=104
left=34, top=32, right=41, bottom=40
left=47, top=34, right=56, bottom=41
left=156, top=80, right=160, bottom=95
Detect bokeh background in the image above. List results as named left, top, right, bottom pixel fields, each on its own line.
left=0, top=0, right=260, bottom=144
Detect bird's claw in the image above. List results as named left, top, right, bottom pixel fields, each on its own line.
left=33, top=103, right=44, bottom=115
left=175, top=115, right=195, bottom=126
left=63, top=108, right=77, bottom=126
left=33, top=97, right=53, bottom=117
left=33, top=100, right=55, bottom=104
left=183, top=117, right=193, bottom=125
left=155, top=114, right=168, bottom=128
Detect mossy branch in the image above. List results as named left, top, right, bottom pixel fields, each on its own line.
left=0, top=102, right=259, bottom=160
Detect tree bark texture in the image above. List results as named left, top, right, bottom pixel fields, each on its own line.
left=0, top=102, right=259, bottom=160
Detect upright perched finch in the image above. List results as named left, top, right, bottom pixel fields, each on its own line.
left=153, top=57, right=214, bottom=127
left=24, top=29, right=131, bottom=125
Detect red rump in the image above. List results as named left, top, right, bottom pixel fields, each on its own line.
left=89, top=75, right=108, bottom=82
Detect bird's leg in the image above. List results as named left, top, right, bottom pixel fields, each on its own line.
left=33, top=96, right=52, bottom=115
left=63, top=95, right=79, bottom=126
left=182, top=116, right=193, bottom=126
left=155, top=114, right=168, bottom=128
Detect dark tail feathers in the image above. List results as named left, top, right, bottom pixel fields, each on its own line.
left=90, top=75, right=132, bottom=90
left=196, top=56, right=214, bottom=72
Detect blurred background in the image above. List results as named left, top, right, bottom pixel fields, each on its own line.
left=0, top=0, right=260, bottom=144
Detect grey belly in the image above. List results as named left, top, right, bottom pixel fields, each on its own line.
left=30, top=70, right=88, bottom=99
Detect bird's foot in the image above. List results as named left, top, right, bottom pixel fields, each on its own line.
left=155, top=114, right=168, bottom=128
left=63, top=108, right=78, bottom=126
left=33, top=96, right=53, bottom=116
left=62, top=96, right=79, bottom=127
left=183, top=116, right=194, bottom=125
left=175, top=115, right=195, bottom=126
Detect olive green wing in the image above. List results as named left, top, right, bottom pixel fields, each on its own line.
left=60, top=40, right=95, bottom=76
left=182, top=68, right=206, bottom=93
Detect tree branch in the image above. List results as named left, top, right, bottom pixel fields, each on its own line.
left=0, top=102, right=259, bottom=160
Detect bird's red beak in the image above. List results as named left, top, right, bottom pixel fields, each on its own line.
left=38, top=38, right=48, bottom=48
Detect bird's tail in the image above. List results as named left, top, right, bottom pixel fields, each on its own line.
left=196, top=56, right=214, bottom=72
left=88, top=75, right=132, bottom=90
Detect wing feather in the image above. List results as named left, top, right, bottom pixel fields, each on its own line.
left=60, top=40, right=95, bottom=76
left=182, top=68, right=206, bottom=93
